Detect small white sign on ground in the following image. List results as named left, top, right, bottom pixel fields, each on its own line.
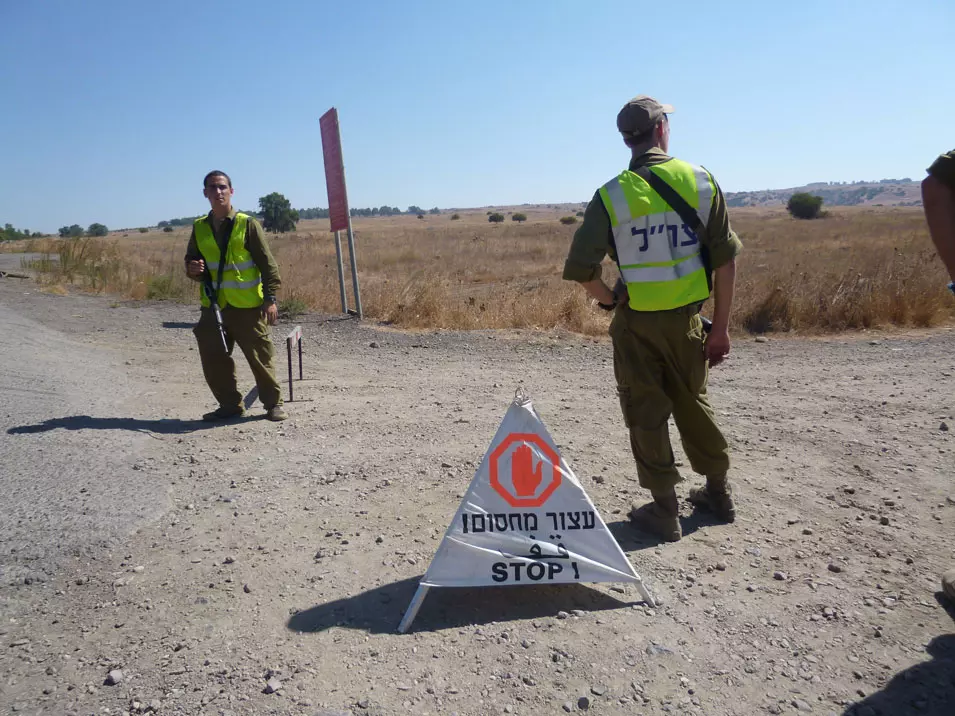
left=398, top=390, right=654, bottom=633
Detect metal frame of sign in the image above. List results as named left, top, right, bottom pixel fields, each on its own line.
left=320, top=107, right=363, bottom=319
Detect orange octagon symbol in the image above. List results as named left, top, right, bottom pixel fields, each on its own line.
left=489, top=433, right=561, bottom=508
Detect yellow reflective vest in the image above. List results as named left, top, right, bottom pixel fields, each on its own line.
left=598, top=158, right=713, bottom=311
left=194, top=213, right=264, bottom=309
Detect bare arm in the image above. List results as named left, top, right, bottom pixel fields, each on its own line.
left=922, top=175, right=955, bottom=282
left=579, top=278, right=618, bottom=307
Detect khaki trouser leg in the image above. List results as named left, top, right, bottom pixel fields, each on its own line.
left=668, top=315, right=730, bottom=478
left=194, top=309, right=242, bottom=409
left=221, top=307, right=283, bottom=409
left=611, top=307, right=730, bottom=492
left=611, top=311, right=681, bottom=493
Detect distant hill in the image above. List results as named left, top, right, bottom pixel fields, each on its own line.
left=726, top=179, right=922, bottom=208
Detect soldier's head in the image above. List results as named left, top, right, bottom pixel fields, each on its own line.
left=203, top=170, right=234, bottom=214
left=617, top=96, right=672, bottom=155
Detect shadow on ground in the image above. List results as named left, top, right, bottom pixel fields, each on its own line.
left=6, top=415, right=227, bottom=435
left=287, top=576, right=636, bottom=635
left=607, top=507, right=723, bottom=551
left=161, top=321, right=195, bottom=329
left=842, top=633, right=955, bottom=716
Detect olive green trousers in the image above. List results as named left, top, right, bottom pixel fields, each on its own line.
left=610, top=304, right=729, bottom=492
left=193, top=306, right=283, bottom=410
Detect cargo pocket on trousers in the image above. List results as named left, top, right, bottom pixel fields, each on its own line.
left=616, top=385, right=633, bottom=428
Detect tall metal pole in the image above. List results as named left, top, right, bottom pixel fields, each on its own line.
left=333, top=230, right=347, bottom=314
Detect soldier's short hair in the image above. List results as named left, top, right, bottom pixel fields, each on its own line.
left=203, top=170, right=232, bottom=189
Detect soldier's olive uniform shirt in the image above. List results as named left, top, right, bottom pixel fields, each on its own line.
left=929, top=151, right=955, bottom=191
left=563, top=148, right=742, bottom=286
left=184, top=209, right=282, bottom=299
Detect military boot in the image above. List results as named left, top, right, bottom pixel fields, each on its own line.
left=202, top=405, right=245, bottom=422
left=943, top=568, right=955, bottom=602
left=629, top=489, right=681, bottom=542
left=687, top=473, right=736, bottom=523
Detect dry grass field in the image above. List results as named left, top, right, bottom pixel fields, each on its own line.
left=6, top=205, right=951, bottom=335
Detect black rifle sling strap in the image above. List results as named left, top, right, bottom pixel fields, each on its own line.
left=204, top=214, right=244, bottom=304
left=631, top=165, right=713, bottom=291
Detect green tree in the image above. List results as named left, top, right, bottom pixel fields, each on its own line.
left=407, top=205, right=423, bottom=215
left=428, top=207, right=440, bottom=215
left=59, top=224, right=84, bottom=237
left=512, top=213, right=527, bottom=223
left=258, top=192, right=299, bottom=233
left=488, top=213, right=505, bottom=223
left=787, top=192, right=824, bottom=220
left=87, top=223, right=109, bottom=237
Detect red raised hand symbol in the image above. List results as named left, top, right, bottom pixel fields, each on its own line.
left=511, top=443, right=543, bottom=497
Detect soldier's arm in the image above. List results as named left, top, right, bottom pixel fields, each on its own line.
left=184, top=227, right=204, bottom=282
left=246, top=218, right=282, bottom=298
left=702, top=176, right=741, bottom=364
left=562, top=193, right=620, bottom=306
left=923, top=151, right=955, bottom=283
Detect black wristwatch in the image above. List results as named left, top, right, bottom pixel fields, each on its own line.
left=266, top=295, right=277, bottom=304
left=597, top=299, right=617, bottom=312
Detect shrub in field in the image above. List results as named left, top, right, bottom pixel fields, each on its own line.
left=87, top=223, right=109, bottom=237
left=138, top=227, right=149, bottom=234
left=259, top=192, right=299, bottom=233
left=451, top=213, right=460, bottom=220
left=559, top=216, right=578, bottom=225
left=279, top=296, right=308, bottom=319
left=417, top=214, right=425, bottom=220
left=163, top=226, right=174, bottom=233
left=488, top=213, right=505, bottom=223
left=146, top=274, right=177, bottom=299
left=575, top=211, right=584, bottom=217
left=512, top=213, right=527, bottom=223
left=787, top=193, right=824, bottom=219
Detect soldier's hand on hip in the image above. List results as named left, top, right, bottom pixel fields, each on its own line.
left=705, top=328, right=731, bottom=367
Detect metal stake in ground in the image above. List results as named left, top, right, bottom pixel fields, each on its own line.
left=286, top=325, right=303, bottom=402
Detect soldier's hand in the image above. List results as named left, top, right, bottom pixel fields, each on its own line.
left=262, top=302, right=278, bottom=326
left=186, top=259, right=205, bottom=279
left=705, top=328, right=731, bottom=367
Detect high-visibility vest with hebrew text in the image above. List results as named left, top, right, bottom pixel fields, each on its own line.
left=194, top=213, right=264, bottom=309
left=598, top=158, right=713, bottom=311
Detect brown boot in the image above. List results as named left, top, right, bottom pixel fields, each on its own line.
left=629, top=490, right=681, bottom=542
left=687, top=474, right=736, bottom=523
left=943, top=568, right=955, bottom=602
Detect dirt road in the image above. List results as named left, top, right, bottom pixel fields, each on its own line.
left=1, top=269, right=953, bottom=716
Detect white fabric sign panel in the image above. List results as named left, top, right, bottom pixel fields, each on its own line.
left=420, top=397, right=640, bottom=588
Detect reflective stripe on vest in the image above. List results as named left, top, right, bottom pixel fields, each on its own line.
left=194, top=213, right=264, bottom=309
left=598, top=158, right=713, bottom=311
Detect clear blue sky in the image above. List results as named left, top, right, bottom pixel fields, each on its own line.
left=1, top=0, right=951, bottom=233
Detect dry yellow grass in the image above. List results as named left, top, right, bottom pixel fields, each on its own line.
left=6, top=206, right=951, bottom=335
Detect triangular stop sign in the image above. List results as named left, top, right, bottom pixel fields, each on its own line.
left=398, top=390, right=654, bottom=632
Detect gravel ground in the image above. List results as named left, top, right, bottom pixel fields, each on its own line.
left=1, top=264, right=953, bottom=716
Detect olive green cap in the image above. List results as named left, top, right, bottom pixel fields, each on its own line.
left=616, top=95, right=674, bottom=138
